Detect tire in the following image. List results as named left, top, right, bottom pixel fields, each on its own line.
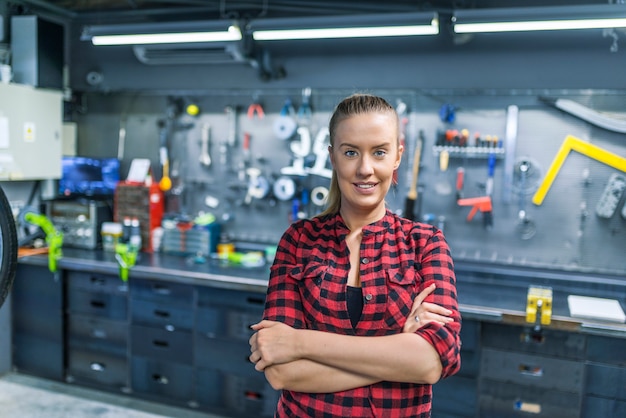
left=0, top=185, right=18, bottom=309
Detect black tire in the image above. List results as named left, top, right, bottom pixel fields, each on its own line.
left=0, top=185, right=18, bottom=309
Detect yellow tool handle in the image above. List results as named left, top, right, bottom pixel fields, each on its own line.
left=532, top=135, right=626, bottom=206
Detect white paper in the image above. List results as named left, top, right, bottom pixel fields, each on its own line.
left=126, top=158, right=151, bottom=183
left=0, top=116, right=9, bottom=148
left=568, top=295, right=626, bottom=323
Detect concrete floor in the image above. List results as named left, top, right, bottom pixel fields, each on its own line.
left=0, top=373, right=227, bottom=418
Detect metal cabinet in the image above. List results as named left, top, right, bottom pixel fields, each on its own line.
left=432, top=319, right=480, bottom=418
left=479, top=323, right=585, bottom=418
left=129, top=278, right=194, bottom=406
left=11, top=264, right=64, bottom=380
left=195, top=287, right=279, bottom=417
left=65, top=271, right=129, bottom=391
left=582, top=336, right=626, bottom=417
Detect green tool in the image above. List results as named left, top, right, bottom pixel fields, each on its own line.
left=23, top=212, right=63, bottom=273
left=115, top=243, right=138, bottom=282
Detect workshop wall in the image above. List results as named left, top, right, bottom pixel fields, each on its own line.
left=73, top=89, right=626, bottom=275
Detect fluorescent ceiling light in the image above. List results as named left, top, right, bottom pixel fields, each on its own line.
left=453, top=4, right=626, bottom=34
left=252, top=12, right=439, bottom=41
left=82, top=21, right=242, bottom=46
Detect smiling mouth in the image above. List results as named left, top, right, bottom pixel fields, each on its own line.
left=355, top=183, right=377, bottom=189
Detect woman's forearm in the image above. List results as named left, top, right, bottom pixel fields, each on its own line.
left=265, top=359, right=379, bottom=392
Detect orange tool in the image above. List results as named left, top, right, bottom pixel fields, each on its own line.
left=457, top=196, right=493, bottom=228
left=247, top=100, right=264, bottom=119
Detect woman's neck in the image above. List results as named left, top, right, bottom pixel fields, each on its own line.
left=340, top=205, right=386, bottom=231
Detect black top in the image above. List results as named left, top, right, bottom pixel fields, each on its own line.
left=346, top=286, right=364, bottom=329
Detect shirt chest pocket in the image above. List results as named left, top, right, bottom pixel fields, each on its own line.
left=382, top=266, right=419, bottom=328
left=288, top=262, right=345, bottom=328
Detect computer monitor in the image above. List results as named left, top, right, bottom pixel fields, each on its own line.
left=59, top=156, right=120, bottom=198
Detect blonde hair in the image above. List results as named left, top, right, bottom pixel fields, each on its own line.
left=318, top=94, right=399, bottom=217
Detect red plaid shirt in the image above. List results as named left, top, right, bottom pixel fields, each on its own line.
left=263, top=210, right=462, bottom=417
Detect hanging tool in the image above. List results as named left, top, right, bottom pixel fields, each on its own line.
left=274, top=98, right=298, bottom=140
left=273, top=176, right=297, bottom=201
left=532, top=135, right=626, bottom=206
left=281, top=126, right=311, bottom=176
left=515, top=160, right=537, bottom=240
left=540, top=97, right=626, bottom=134
left=435, top=149, right=452, bottom=195
left=158, top=124, right=172, bottom=192
left=596, top=173, right=626, bottom=219
left=247, top=95, right=265, bottom=120
left=455, top=167, right=465, bottom=200
left=404, top=130, right=424, bottom=221
left=485, top=152, right=497, bottom=197
left=305, top=127, right=332, bottom=178
left=297, top=87, right=312, bottom=124
left=22, top=211, right=63, bottom=274
left=311, top=186, right=329, bottom=207
left=502, top=105, right=518, bottom=203
left=199, top=123, right=211, bottom=167
left=457, top=196, right=493, bottom=229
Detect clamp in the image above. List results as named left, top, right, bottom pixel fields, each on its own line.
left=526, top=285, right=553, bottom=325
left=115, top=243, right=138, bottom=282
left=457, top=196, right=493, bottom=228
left=23, top=212, right=63, bottom=273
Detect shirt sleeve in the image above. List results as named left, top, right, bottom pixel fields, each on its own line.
left=414, top=227, right=462, bottom=379
left=262, top=223, right=307, bottom=329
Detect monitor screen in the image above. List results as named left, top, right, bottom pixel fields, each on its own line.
left=59, top=156, right=120, bottom=197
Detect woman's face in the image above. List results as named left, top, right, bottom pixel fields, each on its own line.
left=329, top=111, right=403, bottom=215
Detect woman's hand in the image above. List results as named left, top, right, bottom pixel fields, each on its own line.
left=403, top=283, right=454, bottom=333
left=249, top=320, right=300, bottom=371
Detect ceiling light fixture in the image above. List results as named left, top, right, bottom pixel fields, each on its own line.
left=453, top=4, right=626, bottom=34
left=252, top=12, right=439, bottom=41
left=82, top=21, right=242, bottom=46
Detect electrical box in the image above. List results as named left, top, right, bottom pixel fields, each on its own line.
left=0, top=83, right=63, bottom=180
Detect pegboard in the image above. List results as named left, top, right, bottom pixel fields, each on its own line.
left=76, top=89, right=626, bottom=275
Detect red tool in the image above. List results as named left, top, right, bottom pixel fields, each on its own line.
left=457, top=196, right=493, bottom=228
left=247, top=101, right=264, bottom=119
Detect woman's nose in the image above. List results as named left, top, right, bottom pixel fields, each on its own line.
left=357, top=155, right=375, bottom=176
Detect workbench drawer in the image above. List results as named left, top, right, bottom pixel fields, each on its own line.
left=458, top=349, right=481, bottom=377
left=482, top=322, right=586, bottom=360
left=67, top=348, right=128, bottom=389
left=131, top=325, right=192, bottom=365
left=582, top=396, right=626, bottom=418
left=196, top=367, right=279, bottom=417
left=431, top=375, right=477, bottom=417
left=66, top=271, right=128, bottom=295
left=481, top=348, right=584, bottom=393
left=131, top=356, right=193, bottom=402
left=68, top=315, right=128, bottom=350
left=585, top=363, right=626, bottom=400
left=131, top=278, right=194, bottom=306
left=587, top=335, right=626, bottom=365
left=196, top=304, right=261, bottom=341
left=479, top=379, right=581, bottom=418
left=130, top=299, right=194, bottom=331
left=67, top=288, right=128, bottom=319
left=195, top=335, right=254, bottom=375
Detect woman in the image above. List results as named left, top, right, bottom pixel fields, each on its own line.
left=249, top=93, right=461, bottom=417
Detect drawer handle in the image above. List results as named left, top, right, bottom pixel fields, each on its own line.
left=152, top=339, right=169, bottom=348
left=91, top=329, right=107, bottom=339
left=518, top=363, right=543, bottom=377
left=90, top=362, right=106, bottom=372
left=246, top=296, right=265, bottom=305
left=151, top=285, right=171, bottom=295
left=244, top=390, right=263, bottom=400
left=90, top=277, right=106, bottom=286
left=90, top=300, right=106, bottom=309
left=154, top=309, right=170, bottom=318
left=152, top=374, right=169, bottom=385
left=514, top=400, right=541, bottom=414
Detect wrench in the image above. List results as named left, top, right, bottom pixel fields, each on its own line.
left=199, top=123, right=211, bottom=167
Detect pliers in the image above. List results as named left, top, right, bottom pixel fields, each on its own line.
left=247, top=99, right=265, bottom=120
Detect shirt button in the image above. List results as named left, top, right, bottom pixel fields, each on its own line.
left=365, top=294, right=373, bottom=301
left=361, top=257, right=369, bottom=264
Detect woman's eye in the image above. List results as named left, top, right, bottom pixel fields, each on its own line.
left=374, top=150, right=387, bottom=157
left=344, top=150, right=358, bottom=157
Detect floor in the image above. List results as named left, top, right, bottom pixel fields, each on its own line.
left=0, top=373, right=228, bottom=418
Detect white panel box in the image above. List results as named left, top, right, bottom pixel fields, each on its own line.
left=0, top=83, right=63, bottom=180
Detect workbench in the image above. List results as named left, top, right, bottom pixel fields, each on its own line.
left=10, top=249, right=626, bottom=418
